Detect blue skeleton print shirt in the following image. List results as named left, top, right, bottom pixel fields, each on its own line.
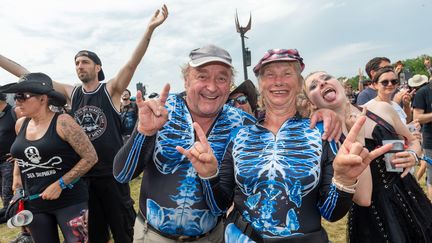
left=113, top=93, right=255, bottom=237
left=201, top=115, right=354, bottom=241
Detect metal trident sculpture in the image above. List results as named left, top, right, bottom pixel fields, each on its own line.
left=235, top=10, right=252, bottom=80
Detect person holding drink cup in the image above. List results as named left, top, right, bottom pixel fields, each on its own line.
left=304, top=68, right=432, bottom=242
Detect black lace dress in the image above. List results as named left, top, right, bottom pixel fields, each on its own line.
left=348, top=111, right=432, bottom=243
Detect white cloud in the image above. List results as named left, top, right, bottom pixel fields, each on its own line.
left=0, top=0, right=430, bottom=96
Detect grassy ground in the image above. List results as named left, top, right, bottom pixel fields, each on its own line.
left=0, top=174, right=428, bottom=243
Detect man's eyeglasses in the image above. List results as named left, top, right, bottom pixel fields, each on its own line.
left=14, top=93, right=38, bottom=102
left=379, top=79, right=399, bottom=87
left=228, top=95, right=248, bottom=105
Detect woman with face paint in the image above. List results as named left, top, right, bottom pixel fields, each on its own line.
left=304, top=69, right=432, bottom=243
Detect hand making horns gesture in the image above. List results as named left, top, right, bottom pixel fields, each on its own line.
left=136, top=84, right=170, bottom=136
left=333, top=115, right=392, bottom=185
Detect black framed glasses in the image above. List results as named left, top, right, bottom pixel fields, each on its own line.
left=228, top=95, right=248, bottom=105
left=379, top=79, right=399, bottom=87
left=14, top=93, right=38, bottom=102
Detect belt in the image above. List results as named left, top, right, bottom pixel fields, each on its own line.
left=137, top=211, right=217, bottom=242
left=229, top=208, right=329, bottom=243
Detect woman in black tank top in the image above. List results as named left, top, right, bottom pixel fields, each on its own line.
left=0, top=73, right=98, bottom=243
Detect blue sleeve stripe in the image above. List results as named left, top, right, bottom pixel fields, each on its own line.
left=319, top=184, right=338, bottom=220
left=329, top=140, right=338, bottom=155
left=115, top=133, right=145, bottom=183
left=201, top=179, right=223, bottom=216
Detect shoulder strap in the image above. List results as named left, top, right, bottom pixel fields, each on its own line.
left=353, top=105, right=397, bottom=134
left=365, top=109, right=397, bottom=135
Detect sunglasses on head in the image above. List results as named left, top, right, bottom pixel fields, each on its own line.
left=379, top=79, right=399, bottom=87
left=228, top=95, right=248, bottom=105
left=14, top=93, right=38, bottom=102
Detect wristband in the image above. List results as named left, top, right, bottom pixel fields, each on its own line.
left=332, top=177, right=357, bottom=194
left=198, top=168, right=219, bottom=180
left=406, top=149, right=419, bottom=165
left=59, top=177, right=74, bottom=190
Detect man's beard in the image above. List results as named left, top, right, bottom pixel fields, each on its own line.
left=78, top=72, right=93, bottom=83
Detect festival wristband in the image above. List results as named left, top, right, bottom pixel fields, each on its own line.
left=58, top=177, right=74, bottom=190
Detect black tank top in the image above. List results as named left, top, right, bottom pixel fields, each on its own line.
left=11, top=113, right=88, bottom=213
left=71, top=83, right=123, bottom=177
left=0, top=104, right=16, bottom=160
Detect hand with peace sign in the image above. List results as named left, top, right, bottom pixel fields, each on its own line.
left=136, top=84, right=170, bottom=136
left=176, top=122, right=218, bottom=179
left=333, top=116, right=393, bottom=185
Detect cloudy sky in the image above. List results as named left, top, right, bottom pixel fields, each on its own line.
left=0, top=0, right=430, bottom=96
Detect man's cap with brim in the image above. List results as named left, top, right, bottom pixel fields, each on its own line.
left=229, top=79, right=258, bottom=112
left=189, top=44, right=233, bottom=67
left=75, top=50, right=105, bottom=81
left=253, top=49, right=305, bottom=76
left=0, top=73, right=66, bottom=106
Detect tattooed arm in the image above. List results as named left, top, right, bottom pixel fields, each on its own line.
left=40, top=114, right=98, bottom=200
left=56, top=114, right=98, bottom=183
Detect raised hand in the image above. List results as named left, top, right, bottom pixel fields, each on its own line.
left=148, top=4, right=168, bottom=30
left=176, top=122, right=218, bottom=178
left=136, top=84, right=170, bottom=136
left=333, top=116, right=392, bottom=185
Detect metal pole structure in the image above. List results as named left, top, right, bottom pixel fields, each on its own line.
left=235, top=10, right=252, bottom=81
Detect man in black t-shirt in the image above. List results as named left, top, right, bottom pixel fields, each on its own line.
left=120, top=89, right=138, bottom=142
left=412, top=82, right=432, bottom=200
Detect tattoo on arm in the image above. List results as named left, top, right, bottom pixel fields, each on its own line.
left=58, top=116, right=98, bottom=184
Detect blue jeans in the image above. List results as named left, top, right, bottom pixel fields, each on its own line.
left=0, top=160, right=13, bottom=207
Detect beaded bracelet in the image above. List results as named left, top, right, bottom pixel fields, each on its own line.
left=198, top=168, right=219, bottom=180
left=331, top=177, right=357, bottom=194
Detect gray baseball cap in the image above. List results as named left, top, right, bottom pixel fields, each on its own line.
left=189, top=44, right=232, bottom=67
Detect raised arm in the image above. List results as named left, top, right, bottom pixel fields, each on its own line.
left=322, top=116, right=392, bottom=221
left=0, top=54, right=30, bottom=77
left=107, top=5, right=168, bottom=106
left=0, top=54, right=74, bottom=103
left=114, top=84, right=170, bottom=182
left=39, top=114, right=98, bottom=200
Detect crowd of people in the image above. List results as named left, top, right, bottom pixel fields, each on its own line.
left=0, top=4, right=432, bottom=243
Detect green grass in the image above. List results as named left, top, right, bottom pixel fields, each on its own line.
left=0, top=173, right=428, bottom=243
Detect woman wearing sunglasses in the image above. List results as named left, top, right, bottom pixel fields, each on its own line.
left=304, top=69, right=432, bottom=242
left=0, top=73, right=97, bottom=243
left=368, top=66, right=412, bottom=124
left=227, top=79, right=258, bottom=117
